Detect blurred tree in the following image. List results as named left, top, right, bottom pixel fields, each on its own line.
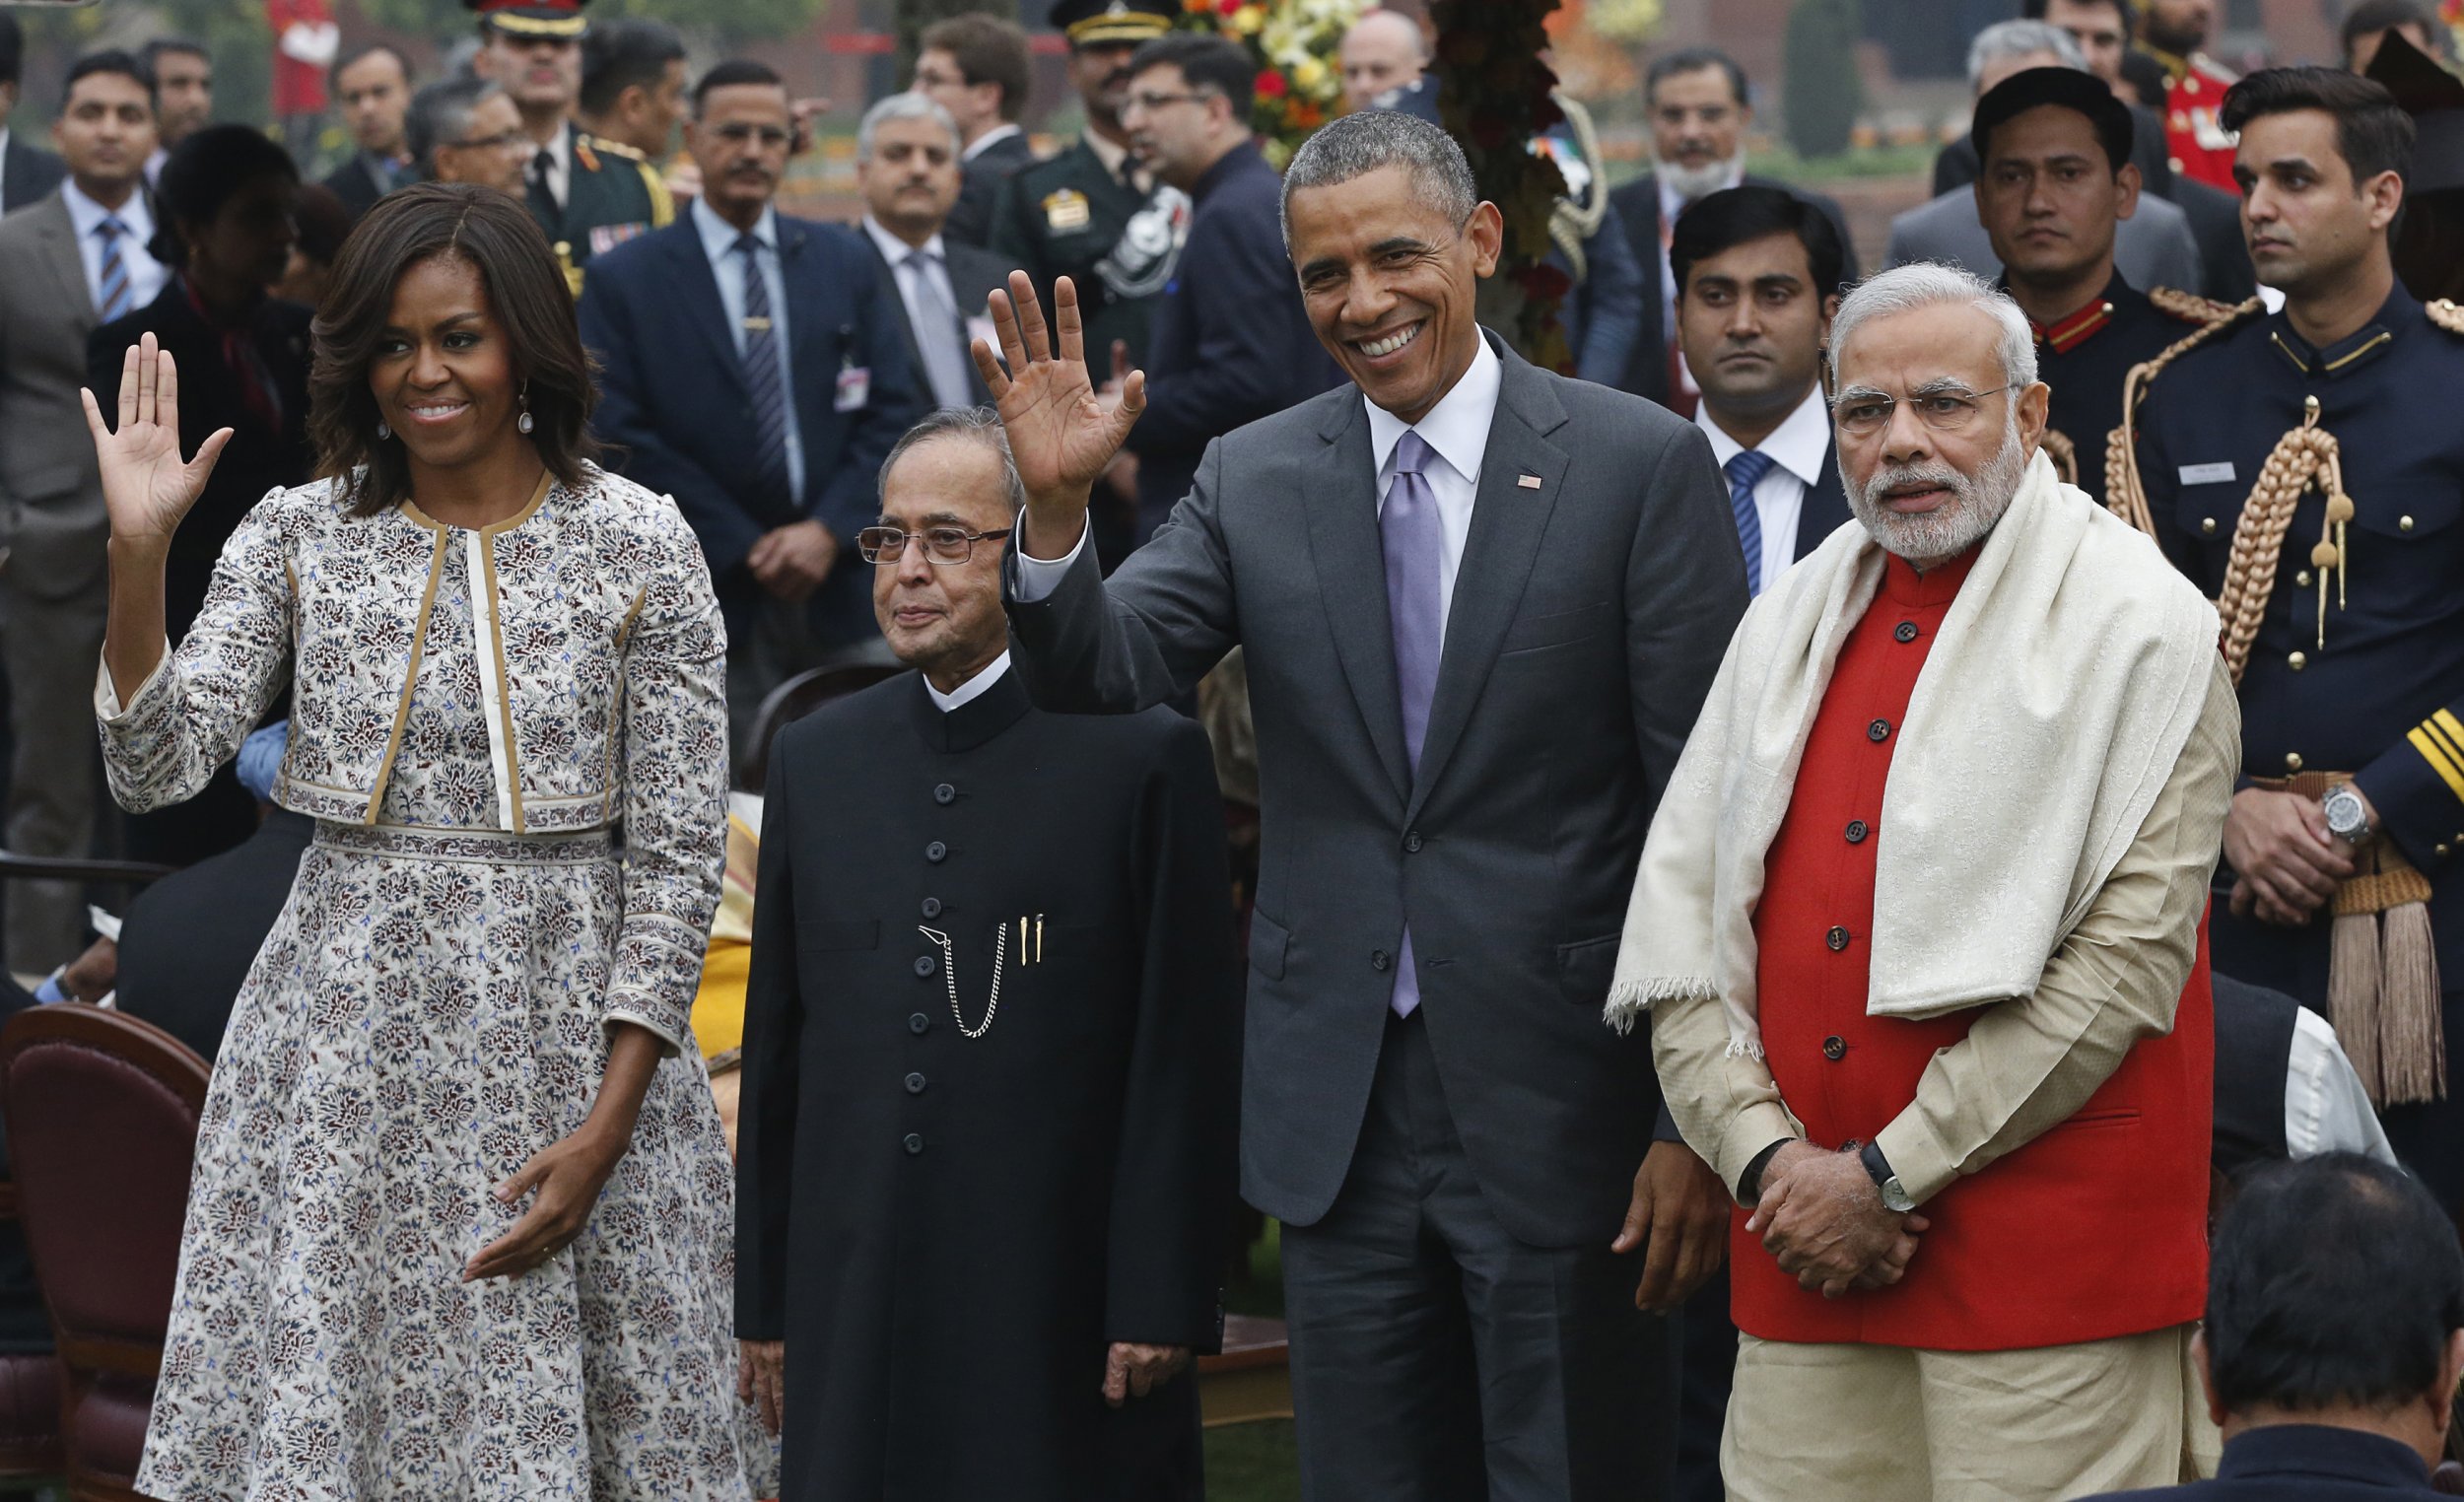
left=1782, top=0, right=1863, bottom=159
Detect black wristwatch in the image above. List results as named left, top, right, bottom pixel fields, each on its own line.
left=1856, top=1139, right=1916, bottom=1213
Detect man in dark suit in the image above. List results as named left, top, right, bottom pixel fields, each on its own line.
left=916, top=13, right=1036, bottom=248
left=580, top=59, right=921, bottom=739
left=1116, top=34, right=1342, bottom=544
left=855, top=92, right=1006, bottom=412
left=320, top=42, right=412, bottom=222
left=992, top=108, right=1744, bottom=1499
left=2082, top=1154, right=2464, bottom=1501
left=1660, top=181, right=1846, bottom=1502
left=0, top=17, right=66, bottom=217
left=1611, top=47, right=1856, bottom=413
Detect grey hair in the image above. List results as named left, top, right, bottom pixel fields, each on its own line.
left=406, top=76, right=506, bottom=179
left=1279, top=109, right=1476, bottom=248
left=877, top=407, right=1030, bottom=517
left=857, top=91, right=962, bottom=161
left=1828, top=262, right=2038, bottom=393
left=1965, top=20, right=2086, bottom=90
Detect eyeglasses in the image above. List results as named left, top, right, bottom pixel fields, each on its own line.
left=1831, top=383, right=2019, bottom=438
left=856, top=524, right=1013, bottom=565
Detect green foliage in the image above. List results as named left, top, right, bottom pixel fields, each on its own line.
left=1781, top=0, right=1863, bottom=161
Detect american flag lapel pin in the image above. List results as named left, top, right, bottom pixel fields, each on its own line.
left=1517, top=474, right=1542, bottom=490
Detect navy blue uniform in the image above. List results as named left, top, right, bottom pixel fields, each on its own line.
left=2136, top=284, right=2464, bottom=1207
left=2018, top=272, right=2221, bottom=505
left=2082, top=1424, right=2447, bottom=1500
left=1127, top=141, right=1341, bottom=543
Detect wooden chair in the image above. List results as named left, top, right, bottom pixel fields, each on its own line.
left=0, top=1005, right=209, bottom=1501
left=737, top=643, right=906, bottom=788
left=1198, top=1314, right=1291, bottom=1428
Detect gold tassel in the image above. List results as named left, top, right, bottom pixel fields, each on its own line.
left=2377, top=899, right=2446, bottom=1105
left=2330, top=908, right=2385, bottom=1102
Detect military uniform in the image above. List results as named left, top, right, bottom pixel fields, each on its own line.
left=989, top=137, right=1184, bottom=374
left=2015, top=273, right=2227, bottom=505
left=2131, top=284, right=2464, bottom=1208
left=531, top=120, right=673, bottom=299
left=2140, top=43, right=2239, bottom=191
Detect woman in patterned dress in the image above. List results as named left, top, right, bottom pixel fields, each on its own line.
left=85, top=183, right=775, bottom=1499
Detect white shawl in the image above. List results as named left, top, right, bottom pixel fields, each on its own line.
left=1607, top=450, right=2218, bottom=1057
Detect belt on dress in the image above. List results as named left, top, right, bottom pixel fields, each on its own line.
left=2247, top=770, right=2444, bottom=1105
left=311, top=821, right=615, bottom=866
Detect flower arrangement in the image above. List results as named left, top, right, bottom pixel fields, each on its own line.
left=1180, top=0, right=1366, bottom=167
left=1431, top=0, right=1573, bottom=368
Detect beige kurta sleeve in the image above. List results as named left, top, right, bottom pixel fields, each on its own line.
left=1651, top=987, right=1804, bottom=1204
left=1873, top=651, right=2240, bottom=1204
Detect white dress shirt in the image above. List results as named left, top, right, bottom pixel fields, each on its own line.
left=528, top=123, right=573, bottom=211
left=693, top=195, right=805, bottom=505
left=960, top=122, right=1023, bottom=165
left=860, top=215, right=972, bottom=410
left=1014, top=336, right=1507, bottom=642
left=1694, top=382, right=1831, bottom=593
left=926, top=650, right=1012, bottom=713
left=60, top=178, right=168, bottom=317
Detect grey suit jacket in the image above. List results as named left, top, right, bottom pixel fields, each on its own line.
left=0, top=138, right=65, bottom=219
left=869, top=235, right=1007, bottom=408
left=1885, top=185, right=2204, bottom=294
left=1004, top=331, right=1746, bottom=1246
left=0, top=192, right=106, bottom=602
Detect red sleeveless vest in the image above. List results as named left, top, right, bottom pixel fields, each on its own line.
left=1728, top=549, right=2213, bottom=1352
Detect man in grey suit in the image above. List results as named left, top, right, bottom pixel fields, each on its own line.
left=1890, top=19, right=2206, bottom=293
left=855, top=92, right=1006, bottom=412
left=0, top=18, right=67, bottom=217
left=986, top=110, right=1743, bottom=1499
left=0, top=51, right=161, bottom=975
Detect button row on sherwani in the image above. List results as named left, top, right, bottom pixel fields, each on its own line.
left=1867, top=718, right=1892, bottom=744
left=1825, top=925, right=1851, bottom=952
left=908, top=1012, right=930, bottom=1035
left=921, top=897, right=942, bottom=918
left=1845, top=820, right=1870, bottom=845
left=905, top=1072, right=926, bottom=1094
left=1893, top=621, right=1919, bottom=645
left=1821, top=1036, right=1847, bottom=1060
left=925, top=841, right=947, bottom=862
left=903, top=1133, right=924, bottom=1155
left=933, top=783, right=956, bottom=805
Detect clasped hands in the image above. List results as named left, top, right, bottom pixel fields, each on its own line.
left=1745, top=1140, right=1928, bottom=1300
left=2225, top=785, right=2370, bottom=928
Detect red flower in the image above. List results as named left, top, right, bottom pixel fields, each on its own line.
left=1514, top=262, right=1573, bottom=301
left=1255, top=68, right=1288, bottom=98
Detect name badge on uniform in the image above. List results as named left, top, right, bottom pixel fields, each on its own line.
left=2179, top=462, right=2236, bottom=485
left=835, top=364, right=870, bottom=412
left=1043, top=188, right=1091, bottom=232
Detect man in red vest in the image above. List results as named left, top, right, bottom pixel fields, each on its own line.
left=1612, top=260, right=2239, bottom=1498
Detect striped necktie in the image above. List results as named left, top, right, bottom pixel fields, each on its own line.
left=95, top=217, right=134, bottom=321
left=1724, top=448, right=1775, bottom=596
left=735, top=234, right=792, bottom=508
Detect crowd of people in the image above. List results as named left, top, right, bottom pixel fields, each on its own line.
left=1, top=0, right=2463, bottom=1496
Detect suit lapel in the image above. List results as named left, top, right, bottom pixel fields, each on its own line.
left=667, top=228, right=746, bottom=397
left=1797, top=436, right=1852, bottom=560
left=32, top=198, right=93, bottom=320
left=1406, top=348, right=1569, bottom=824
left=870, top=240, right=932, bottom=396
left=1305, top=395, right=1410, bottom=804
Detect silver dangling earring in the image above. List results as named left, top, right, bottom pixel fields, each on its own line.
left=515, top=381, right=534, bottom=436
left=376, top=420, right=390, bottom=440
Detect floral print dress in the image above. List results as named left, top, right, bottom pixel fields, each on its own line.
left=97, top=467, right=778, bottom=1500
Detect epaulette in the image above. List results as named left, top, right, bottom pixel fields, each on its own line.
left=584, top=133, right=648, bottom=163
left=2428, top=299, right=2464, bottom=336
left=2148, top=286, right=2238, bottom=326
left=575, top=135, right=601, bottom=173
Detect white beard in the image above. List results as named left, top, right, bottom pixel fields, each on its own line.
left=1845, top=415, right=2028, bottom=566
left=1654, top=148, right=1745, bottom=204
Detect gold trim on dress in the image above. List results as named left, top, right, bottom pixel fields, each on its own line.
left=364, top=526, right=451, bottom=824
left=476, top=531, right=528, bottom=834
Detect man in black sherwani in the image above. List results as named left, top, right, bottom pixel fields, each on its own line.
left=733, top=406, right=1243, bottom=1501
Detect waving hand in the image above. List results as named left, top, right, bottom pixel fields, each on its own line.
left=972, top=272, right=1144, bottom=557
left=81, top=333, right=230, bottom=547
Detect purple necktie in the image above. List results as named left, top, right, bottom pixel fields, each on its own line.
left=1382, top=431, right=1444, bottom=1017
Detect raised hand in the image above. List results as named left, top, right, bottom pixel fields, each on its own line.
left=972, top=272, right=1144, bottom=556
left=81, top=333, right=231, bottom=548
